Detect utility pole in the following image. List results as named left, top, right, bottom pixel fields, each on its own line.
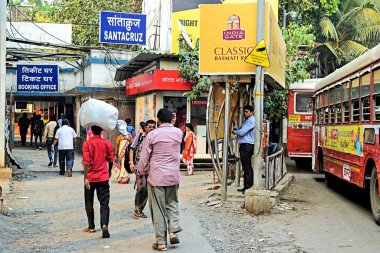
left=0, top=0, right=7, bottom=169
left=244, top=0, right=270, bottom=215
left=221, top=77, right=230, bottom=200
left=253, top=0, right=265, bottom=190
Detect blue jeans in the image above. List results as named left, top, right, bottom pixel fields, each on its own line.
left=59, top=149, right=74, bottom=174
left=46, top=138, right=58, bottom=164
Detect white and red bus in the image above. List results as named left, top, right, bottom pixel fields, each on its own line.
left=287, top=79, right=320, bottom=167
left=313, top=44, right=380, bottom=224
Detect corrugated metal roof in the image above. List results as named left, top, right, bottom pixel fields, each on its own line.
left=114, top=52, right=178, bottom=81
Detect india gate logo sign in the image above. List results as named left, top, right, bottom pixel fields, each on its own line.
left=222, top=15, right=245, bottom=41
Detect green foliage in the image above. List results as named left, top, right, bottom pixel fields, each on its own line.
left=178, top=39, right=213, bottom=101
left=264, top=23, right=316, bottom=120
left=320, top=0, right=340, bottom=16
left=314, top=0, right=380, bottom=73
left=46, top=0, right=142, bottom=46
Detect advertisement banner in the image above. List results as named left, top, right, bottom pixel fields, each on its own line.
left=199, top=3, right=285, bottom=88
left=99, top=11, right=146, bottom=45
left=17, top=64, right=59, bottom=92
left=319, top=125, right=364, bottom=156
left=125, top=70, right=192, bottom=96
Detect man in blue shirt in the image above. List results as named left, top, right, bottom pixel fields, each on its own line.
left=233, top=105, right=255, bottom=194
left=125, top=118, right=136, bottom=138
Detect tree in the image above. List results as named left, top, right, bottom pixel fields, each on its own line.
left=314, top=0, right=380, bottom=75
left=264, top=23, right=316, bottom=120
left=47, top=0, right=142, bottom=46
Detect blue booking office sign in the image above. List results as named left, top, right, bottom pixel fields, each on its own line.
left=17, top=65, right=59, bottom=92
left=99, top=11, right=146, bottom=45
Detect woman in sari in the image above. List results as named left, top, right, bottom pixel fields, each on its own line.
left=114, top=121, right=131, bottom=184
left=181, top=123, right=196, bottom=176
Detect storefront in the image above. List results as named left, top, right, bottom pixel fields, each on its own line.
left=125, top=69, right=208, bottom=155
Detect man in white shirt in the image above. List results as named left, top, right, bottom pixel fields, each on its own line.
left=52, top=119, right=77, bottom=177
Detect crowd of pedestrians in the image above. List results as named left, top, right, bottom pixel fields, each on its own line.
left=82, top=108, right=183, bottom=250
left=17, top=107, right=204, bottom=250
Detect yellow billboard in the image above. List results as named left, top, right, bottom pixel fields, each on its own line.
left=171, top=0, right=278, bottom=54
left=199, top=3, right=285, bottom=88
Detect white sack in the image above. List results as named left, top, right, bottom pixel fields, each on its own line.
left=117, top=120, right=128, bottom=136
left=78, top=99, right=118, bottom=131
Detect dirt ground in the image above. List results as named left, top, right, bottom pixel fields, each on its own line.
left=1, top=161, right=380, bottom=253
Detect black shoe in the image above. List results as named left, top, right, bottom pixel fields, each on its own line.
left=48, top=161, right=53, bottom=167
left=237, top=188, right=246, bottom=194
left=59, top=172, right=65, bottom=176
left=102, top=225, right=110, bottom=238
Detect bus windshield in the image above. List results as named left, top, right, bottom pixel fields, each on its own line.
left=295, top=92, right=313, bottom=113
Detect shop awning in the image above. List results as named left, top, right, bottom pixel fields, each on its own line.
left=64, top=86, right=121, bottom=96
left=115, top=52, right=178, bottom=81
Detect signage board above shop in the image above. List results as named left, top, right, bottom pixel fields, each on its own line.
left=17, top=64, right=59, bottom=92
left=125, top=70, right=192, bottom=96
left=99, top=11, right=146, bottom=45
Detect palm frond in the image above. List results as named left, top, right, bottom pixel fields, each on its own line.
left=340, top=0, right=361, bottom=14
left=320, top=18, right=339, bottom=42
left=313, top=42, right=343, bottom=65
left=339, top=40, right=368, bottom=61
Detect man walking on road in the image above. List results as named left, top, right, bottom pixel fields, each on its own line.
left=52, top=119, right=77, bottom=176
left=82, top=125, right=115, bottom=238
left=138, top=109, right=183, bottom=251
left=43, top=115, right=58, bottom=167
left=130, top=119, right=156, bottom=219
left=233, top=105, right=255, bottom=194
left=18, top=113, right=30, bottom=146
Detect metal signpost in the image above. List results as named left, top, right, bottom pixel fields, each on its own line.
left=99, top=11, right=147, bottom=45
left=17, top=65, right=59, bottom=92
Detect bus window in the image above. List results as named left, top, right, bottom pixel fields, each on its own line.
left=295, top=92, right=313, bottom=113
left=373, top=69, right=380, bottom=120
left=342, top=82, right=350, bottom=122
left=364, top=128, right=375, bottom=144
left=324, top=107, right=329, bottom=124
left=351, top=78, right=359, bottom=122
left=336, top=86, right=342, bottom=123
left=361, top=73, right=371, bottom=121
left=329, top=89, right=335, bottom=123
left=319, top=109, right=324, bottom=125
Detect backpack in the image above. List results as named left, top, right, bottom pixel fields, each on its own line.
left=33, top=120, right=44, bottom=135
left=124, top=133, right=144, bottom=173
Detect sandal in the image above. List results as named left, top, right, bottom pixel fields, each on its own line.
left=152, top=242, right=167, bottom=251
left=134, top=210, right=148, bottom=218
left=83, top=227, right=96, bottom=233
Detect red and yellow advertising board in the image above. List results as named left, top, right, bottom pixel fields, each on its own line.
left=199, top=3, right=285, bottom=88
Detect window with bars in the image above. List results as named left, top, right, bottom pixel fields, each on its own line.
left=361, top=73, right=370, bottom=121
left=373, top=69, right=380, bottom=121
left=342, top=82, right=350, bottom=123
left=351, top=78, right=359, bottom=122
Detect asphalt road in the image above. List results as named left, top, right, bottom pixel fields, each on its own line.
left=263, top=161, right=380, bottom=253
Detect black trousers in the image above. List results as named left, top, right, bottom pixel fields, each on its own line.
left=84, top=181, right=110, bottom=229
left=135, top=174, right=148, bottom=212
left=20, top=128, right=28, bottom=145
left=239, top=143, right=254, bottom=189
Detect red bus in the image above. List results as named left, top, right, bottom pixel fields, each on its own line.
left=313, top=44, right=380, bottom=224
left=287, top=79, right=320, bottom=167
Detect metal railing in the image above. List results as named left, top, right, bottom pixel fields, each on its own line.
left=265, top=148, right=286, bottom=190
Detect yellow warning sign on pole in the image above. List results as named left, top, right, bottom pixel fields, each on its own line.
left=244, top=40, right=270, bottom=67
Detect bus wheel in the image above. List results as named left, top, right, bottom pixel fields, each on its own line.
left=370, top=167, right=380, bottom=224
